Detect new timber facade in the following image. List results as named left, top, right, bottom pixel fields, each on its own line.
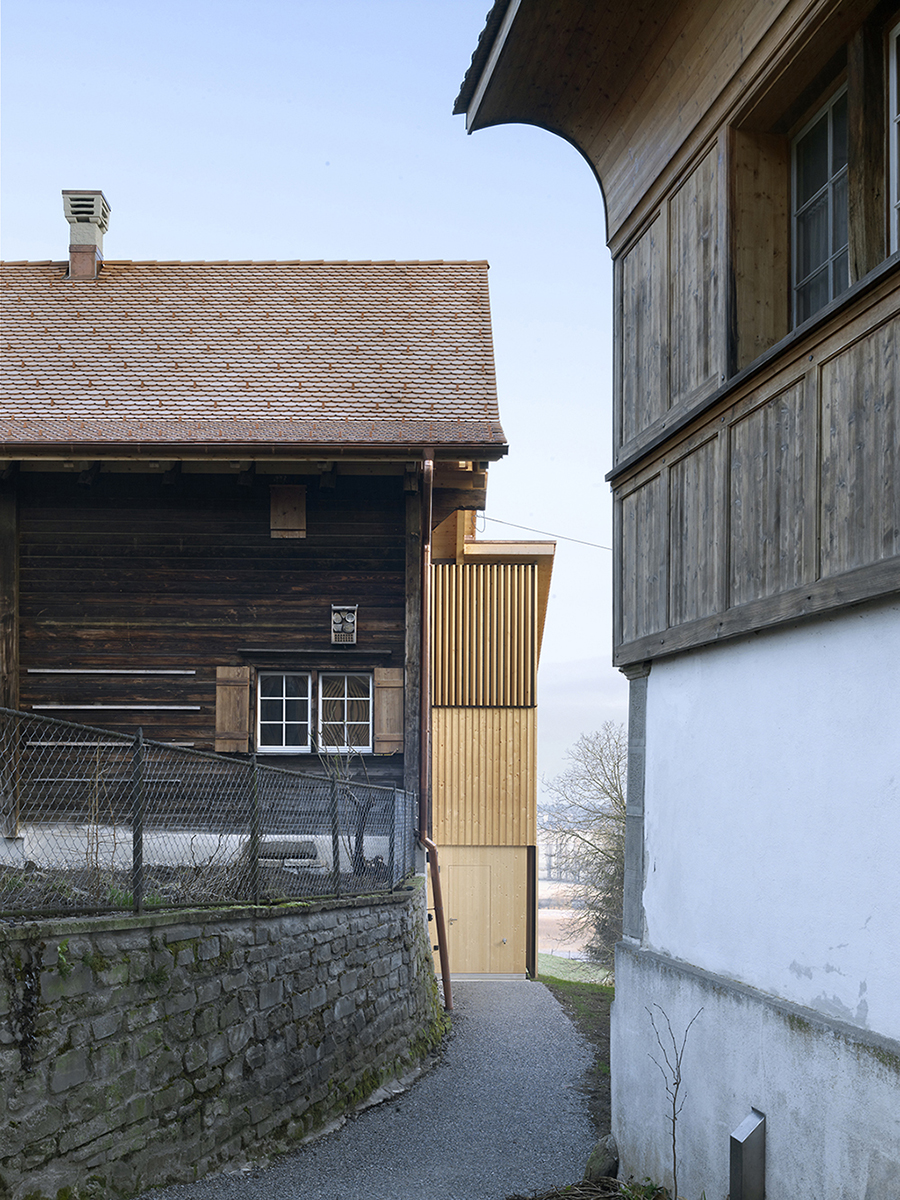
left=456, top=2, right=900, bottom=1196
left=429, top=510, right=554, bottom=977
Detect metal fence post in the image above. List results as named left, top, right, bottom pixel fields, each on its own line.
left=330, top=778, right=341, bottom=897
left=131, top=728, right=145, bottom=915
left=388, top=789, right=398, bottom=887
left=249, top=753, right=261, bottom=906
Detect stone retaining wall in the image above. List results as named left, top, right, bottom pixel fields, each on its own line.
left=0, top=882, right=446, bottom=1200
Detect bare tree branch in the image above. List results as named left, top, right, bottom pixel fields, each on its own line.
left=540, top=722, right=626, bottom=973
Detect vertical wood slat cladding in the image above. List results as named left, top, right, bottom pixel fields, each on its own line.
left=16, top=473, right=406, bottom=748
left=615, top=281, right=899, bottom=663
left=621, top=215, right=668, bottom=444
left=669, top=437, right=721, bottom=626
left=431, top=708, right=536, bottom=846
left=669, top=147, right=721, bottom=406
left=620, top=475, right=667, bottom=642
left=431, top=563, right=536, bottom=708
left=820, top=316, right=900, bottom=577
left=729, top=381, right=810, bottom=606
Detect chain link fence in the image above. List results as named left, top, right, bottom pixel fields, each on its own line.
left=0, top=708, right=418, bottom=917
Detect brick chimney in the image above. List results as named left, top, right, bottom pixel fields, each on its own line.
left=62, top=190, right=110, bottom=280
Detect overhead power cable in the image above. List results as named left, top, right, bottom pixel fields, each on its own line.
left=479, top=515, right=612, bottom=550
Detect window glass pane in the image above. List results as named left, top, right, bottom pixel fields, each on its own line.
left=285, top=675, right=305, bottom=698
left=260, top=675, right=280, bottom=698
left=796, top=113, right=828, bottom=204
left=321, top=698, right=343, bottom=724
left=284, top=699, right=307, bottom=722
left=285, top=724, right=305, bottom=746
left=831, top=92, right=848, bottom=174
left=346, top=698, right=369, bottom=723
left=260, top=699, right=281, bottom=722
left=796, top=193, right=828, bottom=281
left=832, top=170, right=848, bottom=255
left=260, top=725, right=281, bottom=747
left=321, top=675, right=343, bottom=698
left=796, top=269, right=829, bottom=324
left=345, top=675, right=369, bottom=698
left=832, top=248, right=849, bottom=298
left=321, top=723, right=342, bottom=748
left=346, top=724, right=369, bottom=747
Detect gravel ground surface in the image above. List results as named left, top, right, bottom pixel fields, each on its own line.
left=135, top=979, right=596, bottom=1200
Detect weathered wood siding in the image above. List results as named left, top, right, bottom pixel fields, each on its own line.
left=431, top=563, right=537, bottom=708
left=15, top=471, right=407, bottom=777
left=614, top=274, right=900, bottom=664
left=616, top=144, right=725, bottom=457
left=620, top=216, right=668, bottom=445
left=729, top=380, right=812, bottom=606
left=669, top=146, right=723, bottom=406
left=431, top=707, right=536, bottom=847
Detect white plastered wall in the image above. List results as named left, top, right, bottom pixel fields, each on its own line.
left=642, top=599, right=900, bottom=1039
left=611, top=599, right=900, bottom=1197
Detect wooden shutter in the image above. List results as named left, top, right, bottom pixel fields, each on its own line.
left=270, top=485, right=307, bottom=538
left=373, top=667, right=404, bottom=755
left=216, top=666, right=251, bottom=752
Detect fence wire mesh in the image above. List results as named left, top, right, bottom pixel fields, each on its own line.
left=0, top=708, right=418, bottom=916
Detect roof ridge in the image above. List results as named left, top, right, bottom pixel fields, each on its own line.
left=1, top=258, right=491, bottom=268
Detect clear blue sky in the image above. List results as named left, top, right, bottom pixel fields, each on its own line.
left=1, top=0, right=628, bottom=779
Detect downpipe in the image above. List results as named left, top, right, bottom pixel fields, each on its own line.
left=419, top=454, right=453, bottom=1011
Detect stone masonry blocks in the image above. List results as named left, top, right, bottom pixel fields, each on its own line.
left=0, top=885, right=445, bottom=1200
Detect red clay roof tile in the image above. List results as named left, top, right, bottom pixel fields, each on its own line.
left=0, top=260, right=506, bottom=457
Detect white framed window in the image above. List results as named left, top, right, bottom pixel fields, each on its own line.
left=257, top=672, right=312, bottom=752
left=792, top=86, right=849, bottom=325
left=254, top=669, right=387, bottom=755
left=319, top=672, right=373, bottom=753
left=890, top=21, right=900, bottom=253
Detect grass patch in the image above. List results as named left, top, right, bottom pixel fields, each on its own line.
left=536, top=955, right=614, bottom=1136
left=537, top=954, right=611, bottom=985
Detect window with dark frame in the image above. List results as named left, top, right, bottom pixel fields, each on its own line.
left=792, top=86, right=850, bottom=325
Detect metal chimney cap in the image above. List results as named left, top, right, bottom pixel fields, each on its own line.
left=62, top=190, right=111, bottom=233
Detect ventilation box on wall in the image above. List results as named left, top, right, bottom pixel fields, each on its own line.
left=331, top=605, right=358, bottom=644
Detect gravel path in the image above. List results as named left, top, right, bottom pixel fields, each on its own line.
left=136, top=979, right=596, bottom=1200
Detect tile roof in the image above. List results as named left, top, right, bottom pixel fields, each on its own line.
left=0, top=259, right=506, bottom=457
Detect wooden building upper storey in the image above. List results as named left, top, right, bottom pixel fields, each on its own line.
left=456, top=0, right=900, bottom=665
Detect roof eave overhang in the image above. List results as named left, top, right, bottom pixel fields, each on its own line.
left=455, top=0, right=636, bottom=136
left=0, top=440, right=509, bottom=463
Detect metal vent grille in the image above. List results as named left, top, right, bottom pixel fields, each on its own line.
left=62, top=190, right=111, bottom=231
